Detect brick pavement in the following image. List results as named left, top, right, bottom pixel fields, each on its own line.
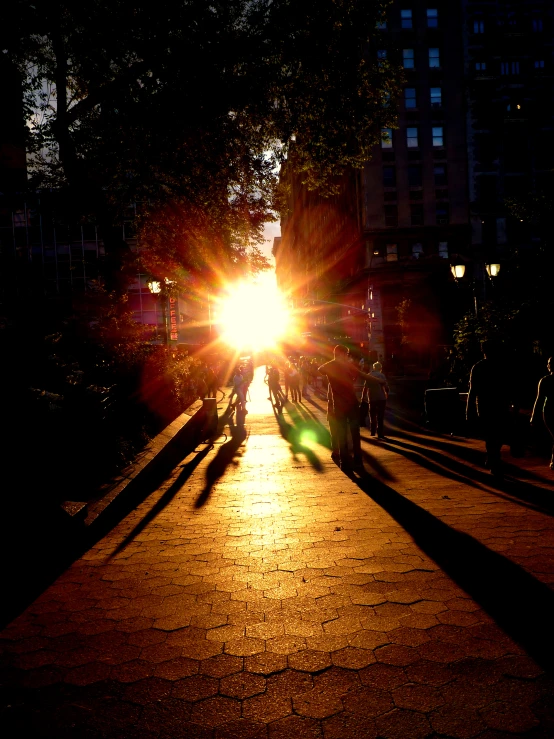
left=1, top=366, right=554, bottom=738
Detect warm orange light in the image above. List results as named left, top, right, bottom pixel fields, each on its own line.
left=217, top=273, right=292, bottom=351
left=451, top=264, right=466, bottom=279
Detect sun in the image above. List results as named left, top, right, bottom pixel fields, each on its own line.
left=217, top=273, right=291, bottom=351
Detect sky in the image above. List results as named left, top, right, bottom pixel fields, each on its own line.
left=261, top=219, right=280, bottom=267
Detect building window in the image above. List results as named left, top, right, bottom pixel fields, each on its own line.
left=501, top=61, right=520, bottom=75
left=432, top=126, right=444, bottom=147
left=403, top=48, right=415, bottom=68
left=436, top=204, right=449, bottom=224
left=401, top=9, right=413, bottom=29
left=532, top=18, right=543, bottom=32
left=386, top=243, right=398, bottom=261
left=383, top=166, right=396, bottom=187
left=535, top=60, right=545, bottom=69
left=404, top=87, right=417, bottom=109
left=427, top=9, right=438, bottom=28
left=473, top=20, right=484, bottom=33
left=475, top=61, right=486, bottom=71
left=434, top=164, right=447, bottom=186
left=381, top=128, right=393, bottom=148
left=408, top=165, right=422, bottom=187
left=385, top=207, right=398, bottom=228
left=430, top=87, right=442, bottom=108
left=428, top=48, right=440, bottom=68
left=377, top=49, right=387, bottom=67
left=411, top=242, right=424, bottom=259
left=406, top=127, right=419, bottom=148
left=376, top=19, right=387, bottom=29
left=438, top=241, right=448, bottom=259
left=410, top=204, right=424, bottom=225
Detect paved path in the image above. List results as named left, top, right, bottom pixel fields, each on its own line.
left=1, top=367, right=554, bottom=738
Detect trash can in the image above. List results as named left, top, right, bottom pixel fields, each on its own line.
left=424, top=387, right=464, bottom=434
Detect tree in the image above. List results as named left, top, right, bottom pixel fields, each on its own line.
left=5, top=0, right=401, bottom=291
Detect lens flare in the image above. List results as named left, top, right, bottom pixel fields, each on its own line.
left=218, top=273, right=291, bottom=351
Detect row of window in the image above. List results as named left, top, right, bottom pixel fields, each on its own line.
left=474, top=60, right=546, bottom=74
left=383, top=164, right=447, bottom=188
left=378, top=241, right=450, bottom=262
left=383, top=204, right=449, bottom=228
left=404, top=86, right=442, bottom=109
left=378, top=9, right=439, bottom=31
left=382, top=126, right=444, bottom=149
left=471, top=17, right=544, bottom=34
left=402, top=47, right=441, bottom=68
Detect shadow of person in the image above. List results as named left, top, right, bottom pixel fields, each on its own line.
left=194, top=410, right=247, bottom=508
left=272, top=401, right=325, bottom=471
left=350, top=472, right=554, bottom=675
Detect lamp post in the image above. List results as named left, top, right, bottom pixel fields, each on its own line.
left=147, top=279, right=168, bottom=345
left=451, top=262, right=500, bottom=317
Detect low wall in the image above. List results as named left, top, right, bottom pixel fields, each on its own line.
left=61, top=397, right=219, bottom=530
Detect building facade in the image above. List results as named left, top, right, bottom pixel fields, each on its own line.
left=275, top=0, right=553, bottom=372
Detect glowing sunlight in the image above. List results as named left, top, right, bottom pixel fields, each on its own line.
left=217, top=273, right=292, bottom=352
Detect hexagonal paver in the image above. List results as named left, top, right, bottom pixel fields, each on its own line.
left=374, top=644, right=419, bottom=666
left=292, top=689, right=343, bottom=720
left=245, top=652, right=288, bottom=675
left=404, top=659, right=453, bottom=687
left=220, top=671, right=266, bottom=699
left=392, top=683, right=444, bottom=712
left=375, top=708, right=432, bottom=739
left=358, top=663, right=408, bottom=690
left=172, top=674, right=219, bottom=702
left=313, top=666, right=359, bottom=697
left=214, top=718, right=267, bottom=739
left=200, top=653, right=243, bottom=678
left=224, top=638, right=265, bottom=657
left=288, top=650, right=332, bottom=673
left=331, top=647, right=375, bottom=670
left=242, top=692, right=292, bottom=723
left=342, top=687, right=394, bottom=718
left=190, top=695, right=242, bottom=727
left=154, top=656, right=199, bottom=680
left=123, top=676, right=173, bottom=704
left=266, top=669, right=313, bottom=698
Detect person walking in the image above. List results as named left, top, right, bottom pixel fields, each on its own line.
left=319, top=345, right=386, bottom=472
left=530, top=356, right=554, bottom=470
left=466, top=339, right=512, bottom=477
left=288, top=361, right=300, bottom=402
left=266, top=365, right=284, bottom=411
left=364, top=361, right=390, bottom=439
left=231, top=366, right=247, bottom=414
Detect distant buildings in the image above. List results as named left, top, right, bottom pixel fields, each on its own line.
left=275, top=0, right=554, bottom=372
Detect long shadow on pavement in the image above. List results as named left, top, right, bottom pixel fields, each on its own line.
left=389, top=408, right=552, bottom=486
left=272, top=401, right=326, bottom=471
left=351, top=470, right=554, bottom=675
left=380, top=433, right=554, bottom=517
left=194, top=410, right=249, bottom=508
left=108, top=442, right=215, bottom=558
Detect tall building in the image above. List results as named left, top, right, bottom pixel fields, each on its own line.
left=275, top=0, right=553, bottom=372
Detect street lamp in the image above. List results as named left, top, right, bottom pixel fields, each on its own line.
left=450, top=264, right=466, bottom=281
left=450, top=261, right=501, bottom=316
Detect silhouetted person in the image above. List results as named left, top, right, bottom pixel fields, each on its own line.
left=530, top=356, right=554, bottom=470
left=364, top=361, right=390, bottom=439
left=319, top=345, right=385, bottom=472
left=266, top=365, right=284, bottom=412
left=288, top=361, right=300, bottom=402
left=466, top=339, right=512, bottom=477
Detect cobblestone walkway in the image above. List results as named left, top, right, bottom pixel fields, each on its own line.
left=1, top=367, right=554, bottom=738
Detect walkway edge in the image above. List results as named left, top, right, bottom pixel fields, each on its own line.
left=60, top=397, right=216, bottom=531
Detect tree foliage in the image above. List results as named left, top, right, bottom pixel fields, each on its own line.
left=5, top=0, right=400, bottom=285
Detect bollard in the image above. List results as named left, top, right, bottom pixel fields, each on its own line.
left=201, top=397, right=218, bottom=440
